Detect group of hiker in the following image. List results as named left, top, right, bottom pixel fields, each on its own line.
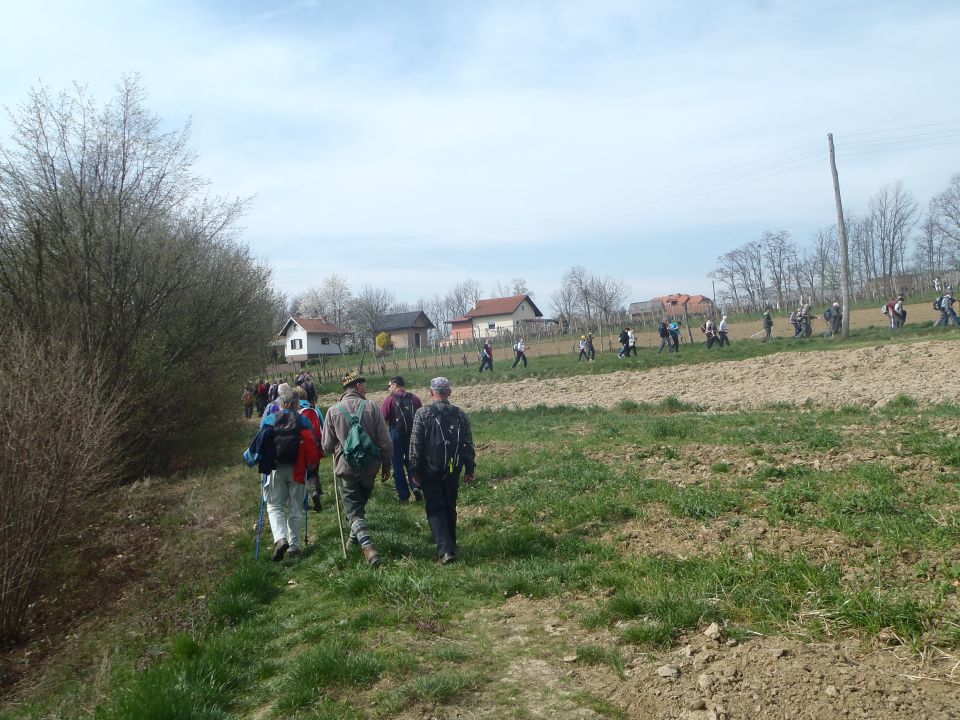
left=477, top=338, right=529, bottom=372
left=242, top=374, right=317, bottom=419
left=699, top=316, right=731, bottom=349
left=244, top=371, right=476, bottom=568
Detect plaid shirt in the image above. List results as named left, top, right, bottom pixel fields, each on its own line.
left=409, top=400, right=476, bottom=478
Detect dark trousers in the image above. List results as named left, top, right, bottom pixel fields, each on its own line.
left=717, top=331, right=729, bottom=347
left=578, top=349, right=588, bottom=361
left=512, top=351, right=527, bottom=368
left=479, top=355, right=493, bottom=372
left=421, top=472, right=460, bottom=557
left=390, top=427, right=413, bottom=500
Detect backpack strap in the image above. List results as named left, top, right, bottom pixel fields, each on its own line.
left=337, top=400, right=365, bottom=425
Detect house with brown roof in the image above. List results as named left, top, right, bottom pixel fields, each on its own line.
left=651, top=293, right=714, bottom=318
left=278, top=316, right=353, bottom=362
left=376, top=310, right=435, bottom=350
left=448, top=294, right=543, bottom=341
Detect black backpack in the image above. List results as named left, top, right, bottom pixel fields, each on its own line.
left=619, top=330, right=629, bottom=344
left=423, top=405, right=464, bottom=477
left=393, top=393, right=416, bottom=436
left=273, top=411, right=301, bottom=464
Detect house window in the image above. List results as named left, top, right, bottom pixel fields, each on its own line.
left=487, top=322, right=496, bottom=330
left=321, top=337, right=330, bottom=345
left=290, top=339, right=303, bottom=350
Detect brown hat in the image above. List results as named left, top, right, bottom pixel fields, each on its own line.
left=341, top=370, right=366, bottom=388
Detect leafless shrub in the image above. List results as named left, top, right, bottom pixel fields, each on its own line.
left=0, top=327, right=126, bottom=642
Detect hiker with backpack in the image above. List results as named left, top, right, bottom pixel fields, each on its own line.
left=478, top=341, right=493, bottom=372
left=668, top=322, right=681, bottom=352
left=585, top=333, right=596, bottom=361
left=511, top=337, right=527, bottom=368
left=618, top=328, right=629, bottom=357
left=578, top=335, right=589, bottom=362
left=701, top=320, right=717, bottom=349
left=823, top=302, right=842, bottom=336
left=409, top=377, right=476, bottom=565
left=717, top=315, right=730, bottom=347
left=254, top=388, right=320, bottom=561
left=294, top=386, right=326, bottom=512
left=321, top=370, right=393, bottom=567
left=657, top=319, right=671, bottom=353
left=242, top=385, right=255, bottom=419
left=255, top=378, right=269, bottom=416
left=934, top=287, right=959, bottom=327
left=761, top=307, right=774, bottom=342
left=381, top=376, right=423, bottom=504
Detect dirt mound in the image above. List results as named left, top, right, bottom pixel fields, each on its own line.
left=443, top=340, right=960, bottom=412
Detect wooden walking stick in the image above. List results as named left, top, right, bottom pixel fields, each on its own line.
left=331, top=459, right=347, bottom=559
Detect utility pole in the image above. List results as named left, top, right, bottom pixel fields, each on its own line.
left=828, top=133, right=851, bottom=339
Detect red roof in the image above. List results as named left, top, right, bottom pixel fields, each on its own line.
left=464, top=294, right=543, bottom=319
left=282, top=316, right=352, bottom=335
left=654, top=294, right=713, bottom=306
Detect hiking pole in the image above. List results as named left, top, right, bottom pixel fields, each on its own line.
left=255, top=472, right=270, bottom=560
left=303, top=489, right=309, bottom=547
left=331, top=460, right=348, bottom=559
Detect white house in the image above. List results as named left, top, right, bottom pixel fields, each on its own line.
left=448, top=294, right=544, bottom=340
left=278, top=316, right=352, bottom=363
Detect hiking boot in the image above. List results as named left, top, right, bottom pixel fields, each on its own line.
left=412, top=488, right=423, bottom=502
left=439, top=553, right=456, bottom=565
left=362, top=544, right=380, bottom=567
left=272, top=539, right=289, bottom=562
left=311, top=491, right=322, bottom=512
left=287, top=546, right=301, bottom=558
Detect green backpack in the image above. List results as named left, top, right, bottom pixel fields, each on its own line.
left=337, top=400, right=380, bottom=472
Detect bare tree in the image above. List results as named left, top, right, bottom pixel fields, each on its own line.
left=295, top=286, right=328, bottom=318
left=352, top=285, right=394, bottom=349
left=760, top=230, right=795, bottom=309
left=590, top=274, right=628, bottom=324
left=810, top=226, right=840, bottom=302
left=869, top=181, right=918, bottom=282
left=709, top=254, right=745, bottom=312
left=930, top=174, right=960, bottom=245
left=0, top=78, right=279, bottom=472
left=550, top=282, right=578, bottom=328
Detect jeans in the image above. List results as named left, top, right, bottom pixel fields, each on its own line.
left=479, top=355, right=493, bottom=372
left=512, top=351, right=527, bottom=368
left=390, top=427, right=413, bottom=501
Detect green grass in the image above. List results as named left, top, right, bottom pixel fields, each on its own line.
left=10, top=385, right=960, bottom=718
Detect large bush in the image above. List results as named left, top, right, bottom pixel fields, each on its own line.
left=0, top=79, right=281, bottom=472
left=0, top=327, right=126, bottom=641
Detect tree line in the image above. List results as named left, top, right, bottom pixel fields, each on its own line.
left=710, top=177, right=960, bottom=311
left=0, top=79, right=281, bottom=639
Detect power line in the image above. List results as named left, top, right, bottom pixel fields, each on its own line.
left=486, top=122, right=958, bottom=246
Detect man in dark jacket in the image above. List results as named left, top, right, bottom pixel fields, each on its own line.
left=380, top=376, right=423, bottom=504
left=409, top=377, right=476, bottom=565
left=322, top=371, right=393, bottom=566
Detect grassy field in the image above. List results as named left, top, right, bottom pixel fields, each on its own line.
left=5, top=365, right=960, bottom=717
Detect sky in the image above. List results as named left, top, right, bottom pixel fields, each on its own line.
left=1, top=0, right=959, bottom=311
